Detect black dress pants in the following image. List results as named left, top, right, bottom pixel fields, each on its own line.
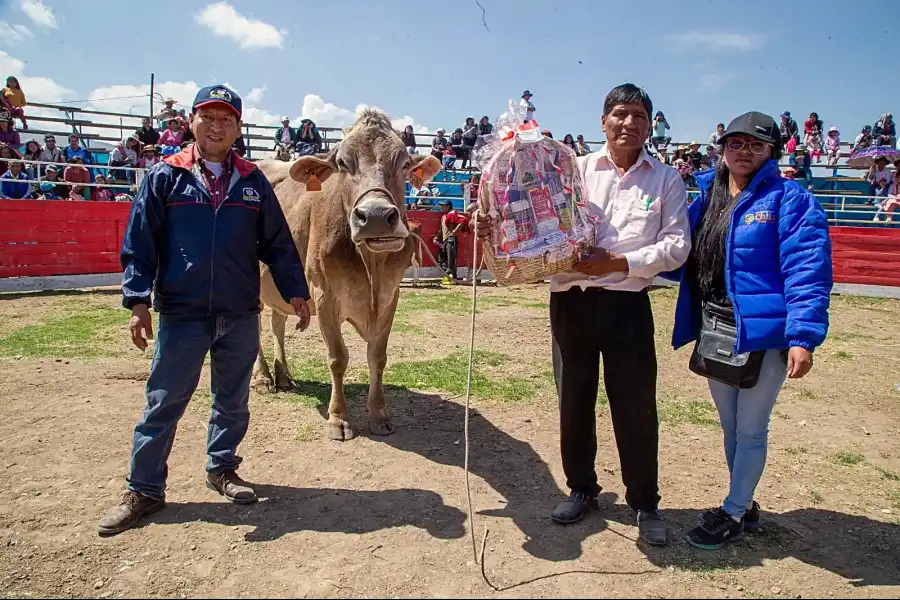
left=550, top=286, right=660, bottom=512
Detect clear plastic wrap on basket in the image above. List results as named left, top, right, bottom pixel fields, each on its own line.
left=473, top=101, right=597, bottom=286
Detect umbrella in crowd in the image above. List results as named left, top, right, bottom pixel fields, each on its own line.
left=847, top=145, right=900, bottom=168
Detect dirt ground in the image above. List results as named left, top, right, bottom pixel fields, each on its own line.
left=1, top=283, right=899, bottom=599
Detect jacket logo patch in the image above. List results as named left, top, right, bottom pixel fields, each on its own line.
left=242, top=187, right=260, bottom=203
left=744, top=210, right=776, bottom=225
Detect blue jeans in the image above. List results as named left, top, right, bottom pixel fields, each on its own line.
left=707, top=350, right=787, bottom=518
left=127, top=313, right=260, bottom=499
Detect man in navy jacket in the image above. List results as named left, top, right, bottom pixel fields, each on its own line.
left=99, top=85, right=311, bottom=536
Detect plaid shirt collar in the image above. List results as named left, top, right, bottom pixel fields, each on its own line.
left=193, top=144, right=234, bottom=183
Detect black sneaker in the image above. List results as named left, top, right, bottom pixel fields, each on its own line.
left=551, top=491, right=598, bottom=525
left=686, top=507, right=743, bottom=550
left=744, top=501, right=761, bottom=533
left=702, top=501, right=761, bottom=533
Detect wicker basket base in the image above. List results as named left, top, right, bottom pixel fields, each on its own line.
left=481, top=241, right=576, bottom=286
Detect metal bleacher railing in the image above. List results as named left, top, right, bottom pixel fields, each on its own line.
left=1, top=101, right=896, bottom=227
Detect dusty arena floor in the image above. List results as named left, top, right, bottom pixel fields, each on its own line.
left=0, top=283, right=898, bottom=598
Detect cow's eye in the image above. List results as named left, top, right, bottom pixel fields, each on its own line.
left=336, top=157, right=349, bottom=172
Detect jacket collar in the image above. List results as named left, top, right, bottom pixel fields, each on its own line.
left=163, top=143, right=256, bottom=178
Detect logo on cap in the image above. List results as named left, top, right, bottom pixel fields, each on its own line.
left=209, top=87, right=232, bottom=101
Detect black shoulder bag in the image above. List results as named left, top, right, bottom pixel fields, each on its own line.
left=689, top=301, right=766, bottom=389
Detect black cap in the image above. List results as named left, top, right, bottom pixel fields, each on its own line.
left=721, top=111, right=783, bottom=158
left=522, top=89, right=532, bottom=98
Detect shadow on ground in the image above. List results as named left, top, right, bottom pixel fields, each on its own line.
left=626, top=506, right=900, bottom=587
left=152, top=483, right=466, bottom=543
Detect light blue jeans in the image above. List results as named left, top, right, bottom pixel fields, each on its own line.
left=708, top=349, right=787, bottom=518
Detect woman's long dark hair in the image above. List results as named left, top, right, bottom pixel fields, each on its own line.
left=690, top=161, right=737, bottom=297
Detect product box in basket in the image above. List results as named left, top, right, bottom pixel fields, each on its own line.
left=474, top=108, right=598, bottom=285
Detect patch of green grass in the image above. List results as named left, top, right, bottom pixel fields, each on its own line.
left=395, top=291, right=548, bottom=318
left=827, top=329, right=873, bottom=342
left=889, top=490, right=900, bottom=510
left=875, top=466, right=900, bottom=482
left=657, top=397, right=718, bottom=427
left=385, top=350, right=534, bottom=402
left=784, top=446, right=808, bottom=456
left=833, top=350, right=853, bottom=360
left=391, top=317, right=429, bottom=336
left=0, top=306, right=123, bottom=359
left=833, top=294, right=896, bottom=310
left=830, top=450, right=865, bottom=467
left=810, top=489, right=825, bottom=504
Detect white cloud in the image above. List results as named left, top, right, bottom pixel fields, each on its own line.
left=299, top=94, right=358, bottom=128
left=0, top=22, right=33, bottom=43
left=195, top=2, right=285, bottom=50
left=664, top=31, right=762, bottom=52
left=245, top=86, right=266, bottom=105
left=0, top=50, right=73, bottom=103
left=19, top=0, right=57, bottom=29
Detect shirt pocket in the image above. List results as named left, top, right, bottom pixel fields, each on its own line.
left=620, top=195, right=662, bottom=240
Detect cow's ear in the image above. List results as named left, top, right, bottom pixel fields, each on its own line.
left=406, top=154, right=441, bottom=187
left=290, top=151, right=337, bottom=187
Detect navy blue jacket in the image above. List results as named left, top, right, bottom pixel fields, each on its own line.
left=668, top=159, right=832, bottom=353
left=120, top=146, right=309, bottom=316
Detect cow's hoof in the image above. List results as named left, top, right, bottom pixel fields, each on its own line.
left=251, top=375, right=275, bottom=392
left=274, top=376, right=295, bottom=391
left=369, top=420, right=395, bottom=436
left=326, top=420, right=356, bottom=441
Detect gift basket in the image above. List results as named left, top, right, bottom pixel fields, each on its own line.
left=473, top=102, right=597, bottom=286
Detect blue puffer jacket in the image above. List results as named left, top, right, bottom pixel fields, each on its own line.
left=669, top=159, right=832, bottom=353
left=121, top=146, right=309, bottom=316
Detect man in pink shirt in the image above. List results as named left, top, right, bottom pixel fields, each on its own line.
left=474, top=84, right=690, bottom=546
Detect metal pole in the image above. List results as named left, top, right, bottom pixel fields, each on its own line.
left=149, top=73, right=155, bottom=118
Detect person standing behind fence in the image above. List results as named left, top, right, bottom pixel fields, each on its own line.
left=665, top=111, right=831, bottom=549
left=135, top=117, right=160, bottom=148
left=98, top=85, right=311, bottom=536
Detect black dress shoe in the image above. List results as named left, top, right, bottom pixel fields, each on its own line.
left=551, top=491, right=598, bottom=524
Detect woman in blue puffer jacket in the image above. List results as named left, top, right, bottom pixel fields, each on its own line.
left=669, top=111, right=832, bottom=550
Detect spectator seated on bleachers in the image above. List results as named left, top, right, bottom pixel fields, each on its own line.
left=37, top=181, right=62, bottom=200
left=43, top=165, right=67, bottom=197
left=91, top=174, right=117, bottom=202
left=109, top=135, right=140, bottom=182
left=155, top=98, right=178, bottom=123
left=39, top=134, right=62, bottom=172
left=868, top=156, right=891, bottom=204
left=478, top=116, right=493, bottom=136
left=873, top=159, right=900, bottom=222
left=0, top=141, right=17, bottom=173
left=1, top=76, right=28, bottom=130
left=1, top=160, right=30, bottom=199
left=401, top=125, right=417, bottom=154
left=158, top=117, right=185, bottom=153
left=853, top=125, right=873, bottom=152
left=431, top=129, right=449, bottom=160
left=0, top=112, right=21, bottom=151
left=296, top=119, right=322, bottom=156
left=650, top=111, right=671, bottom=147
left=62, top=134, right=92, bottom=164
left=63, top=156, right=90, bottom=200
left=576, top=134, right=591, bottom=156
left=135, top=117, right=160, bottom=148
left=22, top=140, right=41, bottom=178
left=825, top=127, right=841, bottom=166
left=873, top=113, right=896, bottom=148
left=789, top=145, right=812, bottom=180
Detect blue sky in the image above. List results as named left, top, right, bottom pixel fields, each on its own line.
left=1, top=0, right=897, bottom=144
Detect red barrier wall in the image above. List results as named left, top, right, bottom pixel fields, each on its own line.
left=0, top=202, right=472, bottom=278
left=0, top=200, right=131, bottom=277
left=2, top=200, right=895, bottom=286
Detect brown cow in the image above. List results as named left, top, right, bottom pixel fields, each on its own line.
left=255, top=110, right=441, bottom=441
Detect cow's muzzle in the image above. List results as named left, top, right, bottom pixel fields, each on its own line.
left=350, top=187, right=409, bottom=253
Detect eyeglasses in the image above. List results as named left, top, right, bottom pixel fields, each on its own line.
left=724, top=138, right=773, bottom=155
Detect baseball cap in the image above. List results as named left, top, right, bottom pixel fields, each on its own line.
left=192, top=85, right=242, bottom=120
left=721, top=111, right=780, bottom=145
left=281, top=116, right=290, bottom=122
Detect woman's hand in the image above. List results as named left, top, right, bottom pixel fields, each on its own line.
left=787, top=346, right=813, bottom=379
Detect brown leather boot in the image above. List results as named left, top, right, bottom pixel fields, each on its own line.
left=98, top=491, right=165, bottom=536
left=206, top=470, right=257, bottom=504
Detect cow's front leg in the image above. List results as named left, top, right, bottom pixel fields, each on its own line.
left=318, top=306, right=354, bottom=441
left=271, top=310, right=294, bottom=391
left=251, top=313, right=275, bottom=390
left=366, top=322, right=394, bottom=436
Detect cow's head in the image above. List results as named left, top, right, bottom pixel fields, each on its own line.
left=289, top=110, right=441, bottom=253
